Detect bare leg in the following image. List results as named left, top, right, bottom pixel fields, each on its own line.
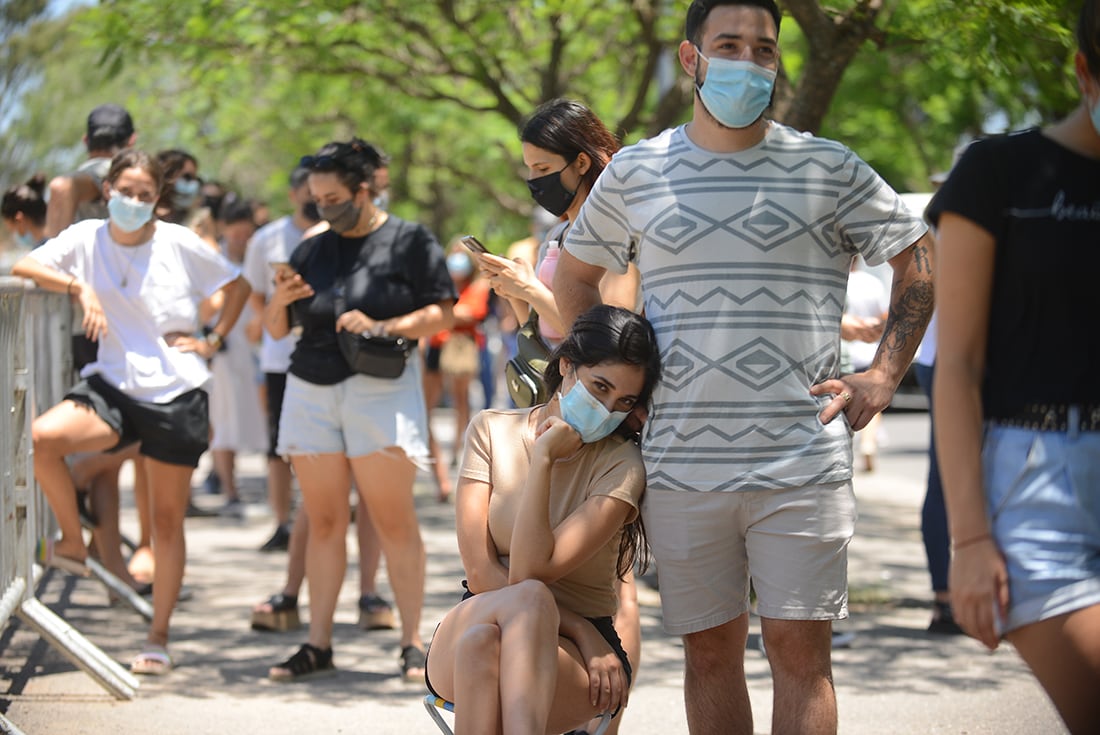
left=761, top=618, right=836, bottom=735
left=31, top=401, right=120, bottom=561
left=85, top=463, right=141, bottom=588
left=450, top=373, right=473, bottom=458
left=422, top=368, right=451, bottom=502
left=1007, top=605, right=1100, bottom=734
left=356, top=501, right=383, bottom=597
left=142, top=457, right=194, bottom=647
left=427, top=580, right=596, bottom=734
left=127, top=456, right=155, bottom=583
left=350, top=449, right=423, bottom=651
left=213, top=448, right=239, bottom=502
left=283, top=509, right=309, bottom=596
left=683, top=614, right=752, bottom=735
left=588, top=571, right=640, bottom=735
left=267, top=456, right=293, bottom=526
left=290, top=453, right=352, bottom=649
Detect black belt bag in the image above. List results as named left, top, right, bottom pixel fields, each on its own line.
left=333, top=281, right=411, bottom=380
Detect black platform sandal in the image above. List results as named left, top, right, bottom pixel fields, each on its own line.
left=269, top=643, right=335, bottom=682
left=251, top=593, right=301, bottom=632
left=399, top=644, right=426, bottom=682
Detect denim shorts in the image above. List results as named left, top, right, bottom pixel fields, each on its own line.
left=983, top=413, right=1100, bottom=633
left=276, top=361, right=429, bottom=466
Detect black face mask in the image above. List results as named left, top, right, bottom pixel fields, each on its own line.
left=318, top=198, right=361, bottom=234
left=301, top=201, right=320, bottom=223
left=526, top=165, right=576, bottom=217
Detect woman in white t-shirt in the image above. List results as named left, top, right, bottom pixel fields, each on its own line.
left=11, top=148, right=250, bottom=676
left=424, top=305, right=661, bottom=735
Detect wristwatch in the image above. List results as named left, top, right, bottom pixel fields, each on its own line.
left=206, top=331, right=224, bottom=350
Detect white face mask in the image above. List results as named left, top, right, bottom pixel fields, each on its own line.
left=107, top=190, right=155, bottom=232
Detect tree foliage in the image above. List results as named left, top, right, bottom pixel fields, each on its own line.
left=1, top=0, right=1085, bottom=248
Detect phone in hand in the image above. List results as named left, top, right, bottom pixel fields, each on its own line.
left=269, top=261, right=296, bottom=280
left=460, top=235, right=488, bottom=255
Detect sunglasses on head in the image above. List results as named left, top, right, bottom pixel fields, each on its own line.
left=299, top=154, right=345, bottom=172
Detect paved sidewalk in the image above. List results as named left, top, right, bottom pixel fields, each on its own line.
left=0, top=412, right=1066, bottom=734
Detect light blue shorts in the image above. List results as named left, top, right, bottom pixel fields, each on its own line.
left=276, top=361, right=429, bottom=467
left=983, top=415, right=1100, bottom=633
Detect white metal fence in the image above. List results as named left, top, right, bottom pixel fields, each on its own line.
left=0, top=277, right=139, bottom=702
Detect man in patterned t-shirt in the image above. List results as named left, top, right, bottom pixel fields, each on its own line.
left=554, top=2, right=934, bottom=733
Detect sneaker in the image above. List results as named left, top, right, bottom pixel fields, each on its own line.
left=201, top=470, right=222, bottom=495
left=259, top=523, right=291, bottom=552
left=928, top=600, right=965, bottom=635
left=831, top=629, right=856, bottom=648
left=219, top=498, right=245, bottom=520
left=185, top=500, right=219, bottom=518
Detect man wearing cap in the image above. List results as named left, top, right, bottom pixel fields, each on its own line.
left=44, top=103, right=136, bottom=236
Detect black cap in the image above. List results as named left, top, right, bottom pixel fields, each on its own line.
left=86, top=104, right=134, bottom=141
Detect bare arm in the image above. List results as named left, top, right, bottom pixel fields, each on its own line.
left=11, top=254, right=108, bottom=340
left=206, top=275, right=251, bottom=342
left=44, top=174, right=100, bottom=237
left=933, top=212, right=1007, bottom=650
left=454, top=476, right=509, bottom=594
left=507, top=417, right=633, bottom=585
left=813, top=232, right=935, bottom=430
left=553, top=250, right=608, bottom=331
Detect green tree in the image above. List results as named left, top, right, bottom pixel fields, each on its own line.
left=3, top=0, right=1084, bottom=244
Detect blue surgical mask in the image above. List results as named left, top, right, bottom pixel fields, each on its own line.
left=446, top=252, right=473, bottom=279
left=174, top=177, right=201, bottom=209
left=695, top=49, right=776, bottom=129
left=107, top=190, right=155, bottom=232
left=14, top=229, right=37, bottom=249
left=1090, top=95, right=1100, bottom=138
left=373, top=190, right=390, bottom=212
left=557, top=375, right=629, bottom=443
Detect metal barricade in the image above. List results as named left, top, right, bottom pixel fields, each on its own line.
left=0, top=277, right=139, bottom=701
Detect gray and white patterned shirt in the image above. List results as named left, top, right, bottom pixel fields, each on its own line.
left=565, top=123, right=926, bottom=493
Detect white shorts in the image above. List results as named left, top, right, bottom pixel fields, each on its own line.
left=276, top=361, right=429, bottom=467
left=643, top=482, right=856, bottom=635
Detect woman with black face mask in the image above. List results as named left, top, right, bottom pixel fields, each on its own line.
left=477, top=99, right=640, bottom=347
left=471, top=98, right=643, bottom=735
left=264, top=137, right=456, bottom=683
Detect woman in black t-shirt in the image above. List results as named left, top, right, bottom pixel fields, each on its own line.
left=264, top=138, right=455, bottom=683
left=929, top=4, right=1100, bottom=731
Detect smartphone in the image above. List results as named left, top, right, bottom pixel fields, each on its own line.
left=460, top=235, right=488, bottom=254
left=269, top=261, right=296, bottom=279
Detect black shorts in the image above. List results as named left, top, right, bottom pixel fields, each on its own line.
left=424, top=345, right=442, bottom=373
left=65, top=374, right=209, bottom=468
left=264, top=372, right=288, bottom=459
left=424, top=582, right=633, bottom=703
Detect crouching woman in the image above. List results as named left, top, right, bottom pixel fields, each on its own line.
left=425, top=304, right=660, bottom=734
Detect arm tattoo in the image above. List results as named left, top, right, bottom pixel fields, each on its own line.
left=912, top=241, right=932, bottom=274
left=880, top=280, right=934, bottom=359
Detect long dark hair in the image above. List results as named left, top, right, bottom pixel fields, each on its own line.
left=1079, top=0, right=1100, bottom=76
left=544, top=304, right=662, bottom=578
left=520, top=99, right=621, bottom=196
